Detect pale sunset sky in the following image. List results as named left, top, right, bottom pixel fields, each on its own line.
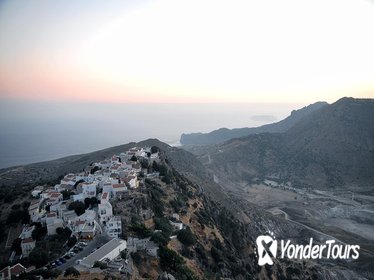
left=0, top=0, right=374, bottom=104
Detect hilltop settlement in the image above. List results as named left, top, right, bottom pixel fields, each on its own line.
left=0, top=146, right=196, bottom=279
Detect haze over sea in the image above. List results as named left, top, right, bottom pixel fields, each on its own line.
left=0, top=99, right=301, bottom=169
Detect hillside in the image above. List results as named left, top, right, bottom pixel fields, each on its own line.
left=197, top=97, right=374, bottom=189
left=0, top=135, right=372, bottom=278
left=118, top=145, right=373, bottom=279
left=180, top=101, right=327, bottom=145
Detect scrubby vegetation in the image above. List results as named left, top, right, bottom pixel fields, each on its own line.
left=177, top=227, right=196, bottom=246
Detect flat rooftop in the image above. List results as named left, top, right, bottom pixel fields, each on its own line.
left=80, top=238, right=126, bottom=268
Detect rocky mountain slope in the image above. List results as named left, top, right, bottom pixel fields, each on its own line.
left=194, top=97, right=374, bottom=189
left=121, top=147, right=373, bottom=279
left=180, top=102, right=327, bottom=145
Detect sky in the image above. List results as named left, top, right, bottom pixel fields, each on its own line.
left=0, top=0, right=374, bottom=168
left=0, top=0, right=374, bottom=104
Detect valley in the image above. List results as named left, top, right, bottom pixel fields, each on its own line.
left=204, top=168, right=374, bottom=255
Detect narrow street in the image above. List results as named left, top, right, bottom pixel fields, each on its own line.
left=57, top=234, right=111, bottom=270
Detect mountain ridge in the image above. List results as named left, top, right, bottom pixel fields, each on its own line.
left=196, top=97, right=374, bottom=189
left=180, top=101, right=328, bottom=145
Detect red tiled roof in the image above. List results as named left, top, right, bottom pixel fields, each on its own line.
left=10, top=263, right=26, bottom=275
left=112, top=184, right=125, bottom=189
left=47, top=213, right=56, bottom=217
left=30, top=200, right=40, bottom=206
left=122, top=176, right=135, bottom=183
left=50, top=193, right=61, bottom=198
left=0, top=266, right=10, bottom=278
left=102, top=192, right=108, bottom=199
left=22, top=238, right=34, bottom=244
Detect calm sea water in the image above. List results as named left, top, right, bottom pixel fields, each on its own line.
left=0, top=99, right=302, bottom=168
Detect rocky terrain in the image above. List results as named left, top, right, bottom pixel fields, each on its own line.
left=178, top=97, right=374, bottom=279
left=180, top=101, right=327, bottom=145
left=0, top=139, right=372, bottom=279
left=113, top=146, right=374, bottom=279
left=186, top=98, right=374, bottom=189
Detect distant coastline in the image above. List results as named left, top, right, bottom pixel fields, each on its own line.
left=0, top=138, right=182, bottom=170
left=0, top=102, right=295, bottom=169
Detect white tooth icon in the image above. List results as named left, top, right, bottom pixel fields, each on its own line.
left=256, top=235, right=277, bottom=266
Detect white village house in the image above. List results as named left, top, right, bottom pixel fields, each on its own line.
left=21, top=238, right=35, bottom=257
left=106, top=216, right=122, bottom=238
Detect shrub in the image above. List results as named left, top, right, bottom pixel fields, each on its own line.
left=151, top=232, right=170, bottom=246
left=93, top=261, right=108, bottom=269
left=181, top=245, right=194, bottom=259
left=32, top=226, right=47, bottom=241
left=159, top=246, right=184, bottom=272
left=90, top=166, right=100, bottom=174
left=68, top=201, right=86, bottom=216
left=61, top=190, right=74, bottom=200
left=64, top=267, right=80, bottom=277
left=84, top=197, right=98, bottom=209
left=29, top=247, right=49, bottom=267
left=131, top=251, right=142, bottom=265
left=11, top=238, right=22, bottom=254
left=211, top=246, right=223, bottom=263
left=121, top=249, right=128, bottom=259
left=6, top=209, right=30, bottom=225
left=154, top=217, right=173, bottom=236
left=39, top=269, right=61, bottom=279
left=11, top=204, right=21, bottom=210
left=67, top=235, right=77, bottom=247
left=129, top=223, right=152, bottom=238
left=177, top=228, right=196, bottom=246
left=162, top=175, right=171, bottom=184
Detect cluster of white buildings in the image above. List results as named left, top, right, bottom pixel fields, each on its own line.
left=19, top=225, right=36, bottom=257
left=0, top=146, right=169, bottom=279
left=25, top=147, right=159, bottom=243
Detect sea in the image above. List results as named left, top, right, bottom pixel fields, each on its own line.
left=0, top=99, right=302, bottom=169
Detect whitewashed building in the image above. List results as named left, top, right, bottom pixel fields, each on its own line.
left=82, top=183, right=97, bottom=198
left=111, top=183, right=127, bottom=197
left=106, top=216, right=122, bottom=238
left=80, top=238, right=127, bottom=268
left=19, top=225, right=35, bottom=240
left=47, top=218, right=64, bottom=236
left=98, top=201, right=113, bottom=224
left=28, top=199, right=43, bottom=222
left=21, top=238, right=35, bottom=257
